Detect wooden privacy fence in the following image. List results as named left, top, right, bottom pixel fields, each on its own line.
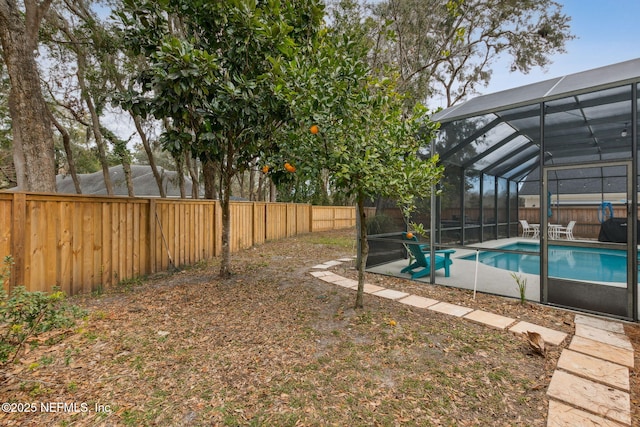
left=0, top=193, right=356, bottom=295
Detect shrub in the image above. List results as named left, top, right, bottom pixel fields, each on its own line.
left=0, top=256, right=86, bottom=364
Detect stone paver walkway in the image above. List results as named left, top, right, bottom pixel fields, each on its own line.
left=309, top=258, right=636, bottom=427
left=547, top=314, right=634, bottom=426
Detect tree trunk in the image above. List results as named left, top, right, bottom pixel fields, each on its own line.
left=248, top=162, right=256, bottom=201
left=0, top=1, right=56, bottom=192
left=237, top=172, right=245, bottom=199
left=202, top=157, right=217, bottom=199
left=219, top=143, right=234, bottom=278
left=269, top=180, right=277, bottom=202
left=132, top=115, right=166, bottom=197
left=354, top=194, right=368, bottom=309
left=122, top=157, right=135, bottom=197
left=10, top=104, right=27, bottom=188
left=174, top=154, right=186, bottom=198
left=185, top=153, right=199, bottom=199
left=77, top=60, right=113, bottom=195
left=48, top=110, right=82, bottom=194
left=257, top=171, right=265, bottom=201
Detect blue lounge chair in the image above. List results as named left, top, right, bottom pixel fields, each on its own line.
left=400, top=232, right=455, bottom=279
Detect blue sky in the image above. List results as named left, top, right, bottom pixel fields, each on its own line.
left=480, top=0, right=640, bottom=96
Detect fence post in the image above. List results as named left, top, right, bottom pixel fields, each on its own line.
left=252, top=202, right=257, bottom=247
left=214, top=200, right=222, bottom=256
left=148, top=199, right=157, bottom=274
left=11, top=193, right=26, bottom=290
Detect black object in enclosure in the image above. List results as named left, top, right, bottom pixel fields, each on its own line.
left=598, top=218, right=640, bottom=243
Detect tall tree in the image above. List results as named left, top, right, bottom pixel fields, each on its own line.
left=0, top=0, right=56, bottom=191
left=115, top=0, right=324, bottom=277
left=43, top=2, right=121, bottom=194
left=367, top=0, right=574, bottom=108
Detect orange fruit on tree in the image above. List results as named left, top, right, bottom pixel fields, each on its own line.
left=309, top=124, right=319, bottom=134
left=284, top=162, right=296, bottom=173
left=261, top=165, right=270, bottom=174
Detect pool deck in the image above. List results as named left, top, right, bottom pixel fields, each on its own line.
left=367, top=236, right=634, bottom=302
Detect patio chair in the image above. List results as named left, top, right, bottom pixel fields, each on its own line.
left=400, top=233, right=455, bottom=279
left=519, top=220, right=535, bottom=238
left=555, top=220, right=576, bottom=240
left=401, top=233, right=428, bottom=266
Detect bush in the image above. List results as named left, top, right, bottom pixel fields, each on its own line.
left=0, top=256, right=86, bottom=364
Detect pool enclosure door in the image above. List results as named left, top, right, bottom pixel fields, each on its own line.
left=542, top=161, right=636, bottom=320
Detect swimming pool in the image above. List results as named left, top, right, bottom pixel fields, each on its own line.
left=461, top=242, right=627, bottom=283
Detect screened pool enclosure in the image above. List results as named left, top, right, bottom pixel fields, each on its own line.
left=366, top=58, right=640, bottom=321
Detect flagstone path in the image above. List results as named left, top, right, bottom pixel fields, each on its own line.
left=309, top=258, right=635, bottom=427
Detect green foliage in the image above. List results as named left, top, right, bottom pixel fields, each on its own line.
left=0, top=257, right=86, bottom=364
left=0, top=255, right=12, bottom=288
left=268, top=3, right=445, bottom=307
left=274, top=35, right=444, bottom=203
left=115, top=0, right=325, bottom=169
left=114, top=0, right=326, bottom=275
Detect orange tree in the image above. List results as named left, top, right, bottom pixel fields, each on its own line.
left=272, top=23, right=444, bottom=308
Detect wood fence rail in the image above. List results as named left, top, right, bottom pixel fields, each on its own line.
left=0, top=192, right=357, bottom=295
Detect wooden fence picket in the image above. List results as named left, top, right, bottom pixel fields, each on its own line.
left=0, top=193, right=356, bottom=295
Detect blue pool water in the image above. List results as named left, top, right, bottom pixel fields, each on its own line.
left=461, top=242, right=627, bottom=283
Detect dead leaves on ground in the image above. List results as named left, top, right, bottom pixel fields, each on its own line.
left=526, top=331, right=546, bottom=357
left=0, top=230, right=573, bottom=426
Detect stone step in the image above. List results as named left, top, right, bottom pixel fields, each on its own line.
left=428, top=301, right=474, bottom=317
left=575, top=324, right=632, bottom=351
left=463, top=310, right=516, bottom=330
left=574, top=314, right=625, bottom=334
left=547, top=400, right=627, bottom=427
left=557, top=349, right=629, bottom=391
left=547, top=370, right=630, bottom=426
left=509, top=321, right=568, bottom=346
left=569, top=335, right=634, bottom=368
left=372, top=288, right=410, bottom=300
left=397, top=294, right=439, bottom=309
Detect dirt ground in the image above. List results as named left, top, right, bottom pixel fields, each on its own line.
left=1, top=228, right=638, bottom=426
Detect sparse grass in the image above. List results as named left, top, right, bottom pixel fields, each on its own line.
left=116, top=276, right=146, bottom=292
left=304, top=234, right=354, bottom=249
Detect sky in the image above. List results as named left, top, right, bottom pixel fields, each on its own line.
left=479, top=0, right=640, bottom=96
